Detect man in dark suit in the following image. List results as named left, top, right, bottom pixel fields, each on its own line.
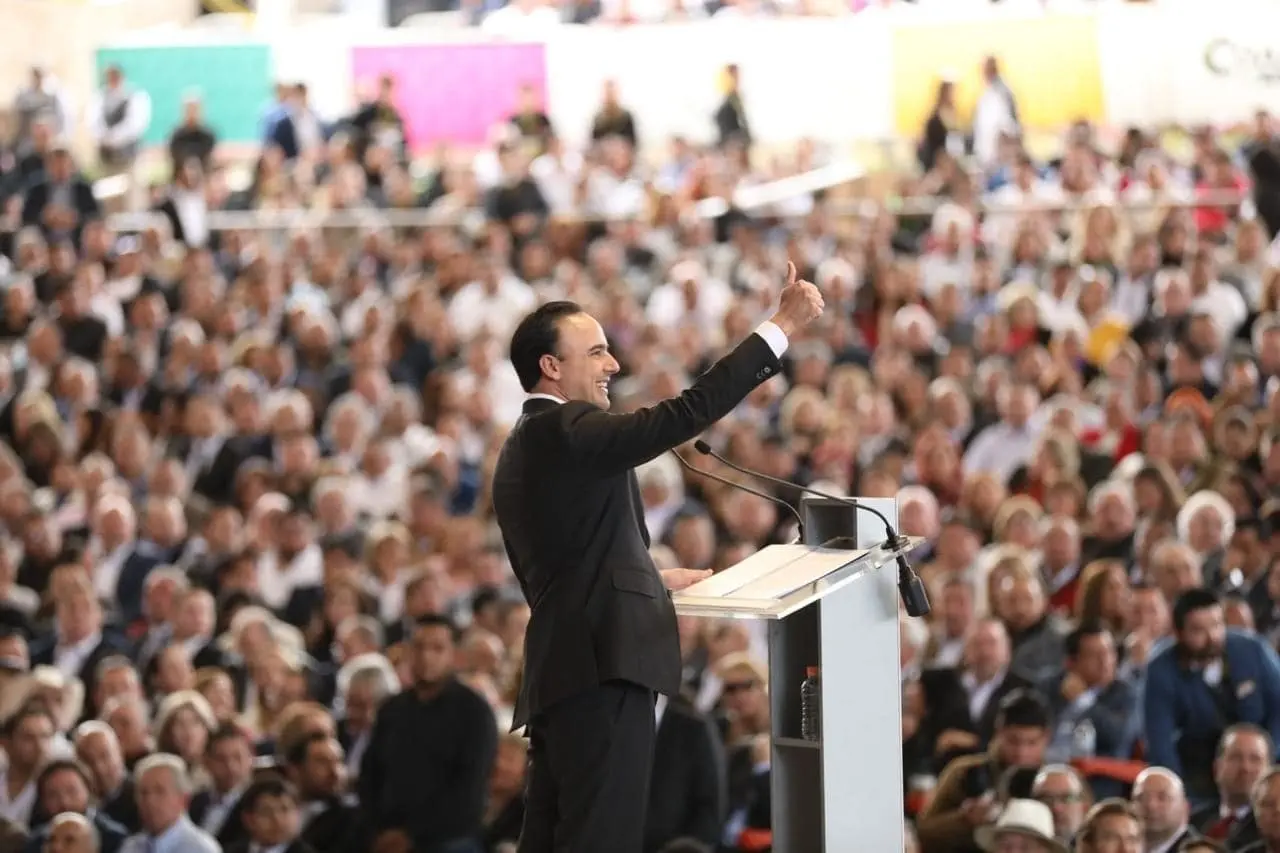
left=19, top=140, right=99, bottom=246
left=29, top=577, right=131, bottom=719
left=644, top=696, right=725, bottom=853
left=1189, top=723, right=1269, bottom=849
left=491, top=263, right=823, bottom=853
left=1040, top=623, right=1140, bottom=786
left=223, top=776, right=317, bottom=853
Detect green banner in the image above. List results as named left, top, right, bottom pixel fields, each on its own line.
left=95, top=44, right=274, bottom=145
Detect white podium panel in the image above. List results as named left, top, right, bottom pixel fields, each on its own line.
left=671, top=497, right=910, bottom=853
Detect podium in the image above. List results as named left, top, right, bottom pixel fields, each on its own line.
left=672, top=496, right=917, bottom=853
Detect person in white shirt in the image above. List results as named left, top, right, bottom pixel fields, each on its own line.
left=972, top=57, right=1020, bottom=172
left=87, top=65, right=151, bottom=209
left=0, top=705, right=54, bottom=827
left=963, top=382, right=1042, bottom=485
left=120, top=754, right=219, bottom=853
left=447, top=254, right=537, bottom=344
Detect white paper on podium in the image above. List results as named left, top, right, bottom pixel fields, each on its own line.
left=671, top=542, right=899, bottom=620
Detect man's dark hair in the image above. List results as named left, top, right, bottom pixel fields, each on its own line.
left=36, top=758, right=93, bottom=800
left=240, top=776, right=298, bottom=815
left=994, top=689, right=1050, bottom=731
left=284, top=730, right=331, bottom=768
left=509, top=300, right=583, bottom=392
left=4, top=702, right=55, bottom=738
left=1173, top=588, right=1221, bottom=632
left=205, top=722, right=250, bottom=756
left=413, top=613, right=461, bottom=644
left=1065, top=622, right=1109, bottom=659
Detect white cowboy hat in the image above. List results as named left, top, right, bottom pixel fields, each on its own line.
left=975, top=799, right=1069, bottom=853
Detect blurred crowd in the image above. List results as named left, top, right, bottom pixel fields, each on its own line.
left=4, top=39, right=1280, bottom=853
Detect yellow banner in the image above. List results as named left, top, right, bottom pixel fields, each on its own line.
left=890, top=14, right=1104, bottom=136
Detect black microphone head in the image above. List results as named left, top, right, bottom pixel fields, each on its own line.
left=897, top=555, right=931, bottom=618
left=693, top=440, right=713, bottom=456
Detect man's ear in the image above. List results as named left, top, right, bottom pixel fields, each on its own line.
left=538, top=354, right=559, bottom=382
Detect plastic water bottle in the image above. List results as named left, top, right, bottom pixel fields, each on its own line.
left=1072, top=719, right=1096, bottom=758
left=801, top=666, right=821, bottom=741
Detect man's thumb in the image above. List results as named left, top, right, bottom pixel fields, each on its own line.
left=785, top=261, right=797, bottom=287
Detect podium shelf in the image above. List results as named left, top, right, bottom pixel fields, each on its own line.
left=773, top=736, right=821, bottom=750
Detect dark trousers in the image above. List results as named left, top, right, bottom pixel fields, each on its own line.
left=518, top=681, right=657, bottom=853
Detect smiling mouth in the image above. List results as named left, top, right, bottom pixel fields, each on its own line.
left=596, top=380, right=610, bottom=394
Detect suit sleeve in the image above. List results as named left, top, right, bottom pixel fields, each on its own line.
left=1086, top=684, right=1140, bottom=759
left=1256, top=640, right=1280, bottom=755
left=559, top=332, right=783, bottom=478
left=1142, top=657, right=1182, bottom=775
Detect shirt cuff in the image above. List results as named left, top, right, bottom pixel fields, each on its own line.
left=754, top=321, right=789, bottom=358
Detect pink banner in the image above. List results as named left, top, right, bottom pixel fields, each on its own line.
left=352, top=43, right=547, bottom=149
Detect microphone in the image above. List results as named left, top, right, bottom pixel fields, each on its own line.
left=670, top=450, right=805, bottom=542
left=692, top=439, right=931, bottom=617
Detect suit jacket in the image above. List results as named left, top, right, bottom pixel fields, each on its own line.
left=1145, top=631, right=1280, bottom=798
left=29, top=631, right=133, bottom=718
left=188, top=785, right=251, bottom=849
left=645, top=700, right=726, bottom=853
left=491, top=331, right=782, bottom=728
left=1042, top=674, right=1141, bottom=761
left=0, top=817, right=23, bottom=853
left=299, top=799, right=368, bottom=853
left=101, top=778, right=141, bottom=834
left=927, top=667, right=1033, bottom=750
left=19, top=176, right=100, bottom=244
left=1190, top=800, right=1261, bottom=850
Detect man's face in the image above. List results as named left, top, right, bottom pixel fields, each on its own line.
left=1133, top=772, right=1186, bottom=837
left=9, top=713, right=53, bottom=769
left=1216, top=731, right=1271, bottom=803
left=1071, top=633, right=1116, bottom=688
left=206, top=735, right=252, bottom=794
left=345, top=681, right=377, bottom=732
left=247, top=794, right=299, bottom=847
left=75, top=731, right=124, bottom=794
left=1089, top=814, right=1142, bottom=853
left=964, top=622, right=1008, bottom=682
left=1179, top=605, right=1227, bottom=662
left=411, top=624, right=455, bottom=687
left=1034, top=772, right=1086, bottom=839
left=300, top=738, right=346, bottom=799
left=544, top=313, right=619, bottom=410
left=998, top=724, right=1047, bottom=768
left=41, top=768, right=89, bottom=816
left=135, top=767, right=185, bottom=834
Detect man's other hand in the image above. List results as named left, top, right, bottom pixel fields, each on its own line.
left=661, top=568, right=713, bottom=591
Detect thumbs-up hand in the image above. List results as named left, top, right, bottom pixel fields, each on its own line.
left=771, top=261, right=825, bottom=338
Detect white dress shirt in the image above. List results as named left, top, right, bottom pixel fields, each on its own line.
left=200, top=783, right=246, bottom=836
left=962, top=668, right=1007, bottom=723
left=0, top=769, right=35, bottom=827
left=53, top=631, right=101, bottom=680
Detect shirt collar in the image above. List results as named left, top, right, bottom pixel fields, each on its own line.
left=526, top=393, right=564, bottom=405
left=57, top=630, right=100, bottom=656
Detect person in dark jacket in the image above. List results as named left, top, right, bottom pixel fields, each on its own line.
left=1145, top=589, right=1280, bottom=804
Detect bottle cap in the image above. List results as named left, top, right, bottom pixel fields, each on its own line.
left=805, top=666, right=819, bottom=677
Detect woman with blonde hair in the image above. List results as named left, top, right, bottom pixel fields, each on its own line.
left=1074, top=559, right=1132, bottom=637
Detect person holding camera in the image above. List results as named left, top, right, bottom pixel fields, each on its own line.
left=917, top=690, right=1053, bottom=853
